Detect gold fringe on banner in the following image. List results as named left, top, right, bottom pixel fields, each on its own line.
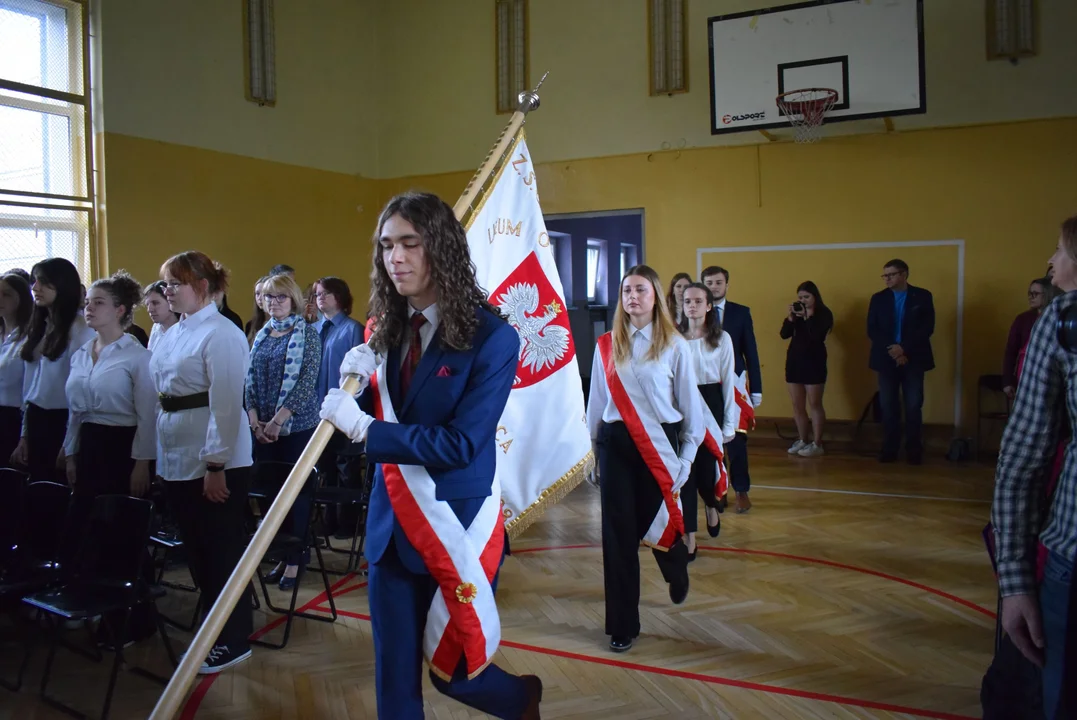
left=505, top=450, right=594, bottom=539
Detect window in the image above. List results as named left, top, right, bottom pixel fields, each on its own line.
left=495, top=0, right=528, bottom=114
left=0, top=0, right=93, bottom=279
left=586, top=242, right=601, bottom=303
left=619, top=244, right=638, bottom=283
left=649, top=0, right=687, bottom=95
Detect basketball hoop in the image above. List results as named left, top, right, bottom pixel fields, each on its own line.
left=776, top=88, right=838, bottom=143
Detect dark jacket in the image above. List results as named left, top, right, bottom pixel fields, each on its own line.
left=722, top=300, right=762, bottom=393
left=867, top=285, right=935, bottom=373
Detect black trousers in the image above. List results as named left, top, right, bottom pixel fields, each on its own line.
left=315, top=431, right=367, bottom=534
left=726, top=432, right=750, bottom=493
left=164, top=467, right=253, bottom=650
left=253, top=427, right=315, bottom=566
left=683, top=383, right=724, bottom=533
left=0, top=405, right=21, bottom=470
left=24, top=403, right=67, bottom=483
left=598, top=421, right=689, bottom=639
left=70, top=423, right=156, bottom=638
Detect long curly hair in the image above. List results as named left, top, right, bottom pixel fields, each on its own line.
left=367, top=192, right=500, bottom=355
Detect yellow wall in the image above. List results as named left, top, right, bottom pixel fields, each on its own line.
left=100, top=133, right=380, bottom=329
left=375, top=0, right=1077, bottom=178
left=379, top=118, right=1077, bottom=430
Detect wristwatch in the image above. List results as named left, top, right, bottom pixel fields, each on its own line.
left=206, top=463, right=225, bottom=473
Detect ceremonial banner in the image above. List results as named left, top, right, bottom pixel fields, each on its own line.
left=464, top=129, right=592, bottom=536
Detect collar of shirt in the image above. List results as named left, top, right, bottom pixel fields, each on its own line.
left=180, top=302, right=219, bottom=330
left=410, top=303, right=440, bottom=333
left=78, top=332, right=140, bottom=358
left=632, top=322, right=653, bottom=342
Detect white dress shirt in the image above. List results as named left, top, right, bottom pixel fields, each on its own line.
left=587, top=323, right=704, bottom=463
left=149, top=303, right=253, bottom=481
left=147, top=322, right=175, bottom=353
left=63, top=334, right=158, bottom=459
left=687, top=333, right=737, bottom=440
left=22, top=316, right=96, bottom=433
left=0, top=330, right=26, bottom=408
left=400, top=303, right=440, bottom=366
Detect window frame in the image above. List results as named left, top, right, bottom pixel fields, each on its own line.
left=0, top=0, right=96, bottom=278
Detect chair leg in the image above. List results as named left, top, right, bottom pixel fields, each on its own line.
left=98, top=611, right=132, bottom=720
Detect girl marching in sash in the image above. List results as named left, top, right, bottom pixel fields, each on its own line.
left=588, top=265, right=704, bottom=653
left=680, top=283, right=737, bottom=557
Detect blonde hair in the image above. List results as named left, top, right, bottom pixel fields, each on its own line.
left=611, top=265, right=678, bottom=366
left=260, top=273, right=304, bottom=317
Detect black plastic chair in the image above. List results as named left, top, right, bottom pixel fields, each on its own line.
left=0, top=479, right=69, bottom=692
left=23, top=494, right=177, bottom=720
left=248, top=462, right=337, bottom=649
left=312, top=455, right=371, bottom=575
left=0, top=468, right=29, bottom=574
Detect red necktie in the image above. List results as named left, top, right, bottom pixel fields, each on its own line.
left=400, top=313, right=427, bottom=396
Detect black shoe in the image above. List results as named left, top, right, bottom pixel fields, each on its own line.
left=197, top=644, right=252, bottom=675
left=669, top=577, right=689, bottom=604
left=263, top=564, right=284, bottom=585
left=706, top=508, right=721, bottom=537
left=521, top=674, right=543, bottom=719
left=609, top=636, right=634, bottom=652
left=687, top=548, right=697, bottom=563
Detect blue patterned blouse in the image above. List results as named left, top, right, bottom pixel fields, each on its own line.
left=245, top=325, right=322, bottom=433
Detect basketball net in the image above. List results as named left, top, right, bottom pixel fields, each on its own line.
left=776, top=88, right=838, bottom=144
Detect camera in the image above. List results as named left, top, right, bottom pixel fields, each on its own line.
left=792, top=301, right=805, bottom=314
left=1058, top=305, right=1077, bottom=353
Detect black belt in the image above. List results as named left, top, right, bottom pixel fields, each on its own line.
left=159, top=392, right=209, bottom=413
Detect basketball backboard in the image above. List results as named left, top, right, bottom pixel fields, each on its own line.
left=708, top=0, right=926, bottom=136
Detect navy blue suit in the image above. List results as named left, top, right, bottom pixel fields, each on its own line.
left=866, top=285, right=935, bottom=459
left=357, top=306, right=527, bottom=719
left=719, top=300, right=760, bottom=494
left=720, top=301, right=762, bottom=395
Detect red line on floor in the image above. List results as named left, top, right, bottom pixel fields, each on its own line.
left=308, top=607, right=976, bottom=720
left=178, top=571, right=357, bottom=720
left=514, top=543, right=996, bottom=619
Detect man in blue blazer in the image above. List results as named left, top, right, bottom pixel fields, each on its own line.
left=867, top=259, right=935, bottom=464
left=702, top=266, right=762, bottom=513
left=320, top=192, right=542, bottom=719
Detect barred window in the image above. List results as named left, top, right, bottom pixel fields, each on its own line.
left=0, top=0, right=94, bottom=279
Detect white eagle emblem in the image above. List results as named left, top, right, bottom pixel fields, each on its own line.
left=496, top=282, right=570, bottom=377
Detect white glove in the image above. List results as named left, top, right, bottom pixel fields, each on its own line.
left=751, top=393, right=762, bottom=408
left=673, top=458, right=692, bottom=494
left=320, top=388, right=374, bottom=442
left=339, top=344, right=379, bottom=394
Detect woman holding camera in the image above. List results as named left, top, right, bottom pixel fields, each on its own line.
left=781, top=281, right=833, bottom=457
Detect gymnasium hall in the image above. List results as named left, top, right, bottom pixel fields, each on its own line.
left=1, top=0, right=1075, bottom=718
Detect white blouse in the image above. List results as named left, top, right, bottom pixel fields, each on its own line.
left=63, top=334, right=158, bottom=459
left=22, top=316, right=96, bottom=424
left=586, top=323, right=704, bottom=463
left=686, top=333, right=737, bottom=441
left=0, top=330, right=26, bottom=409
left=149, top=303, right=252, bottom=481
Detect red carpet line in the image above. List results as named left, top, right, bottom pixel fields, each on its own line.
left=310, top=606, right=975, bottom=720
left=514, top=543, right=997, bottom=619
left=178, top=571, right=358, bottom=720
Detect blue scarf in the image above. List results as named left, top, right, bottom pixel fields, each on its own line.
left=248, top=314, right=306, bottom=435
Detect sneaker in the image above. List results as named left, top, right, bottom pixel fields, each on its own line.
left=197, top=644, right=252, bottom=675
left=787, top=439, right=807, bottom=455
left=798, top=442, right=825, bottom=458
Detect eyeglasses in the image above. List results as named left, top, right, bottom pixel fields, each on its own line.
left=162, top=281, right=185, bottom=291
left=264, top=294, right=289, bottom=304
left=1029, top=290, right=1044, bottom=298
left=314, top=292, right=331, bottom=299
left=881, top=271, right=904, bottom=280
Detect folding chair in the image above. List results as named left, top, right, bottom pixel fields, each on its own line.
left=23, top=495, right=177, bottom=720
left=248, top=461, right=337, bottom=650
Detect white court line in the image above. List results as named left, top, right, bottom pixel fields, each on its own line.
left=752, top=484, right=990, bottom=504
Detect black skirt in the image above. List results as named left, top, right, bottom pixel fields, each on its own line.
left=0, top=405, right=21, bottom=470
left=785, top=348, right=828, bottom=385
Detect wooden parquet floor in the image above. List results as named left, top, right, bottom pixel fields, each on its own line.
left=0, top=450, right=998, bottom=719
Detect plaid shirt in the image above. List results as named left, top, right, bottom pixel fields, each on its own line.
left=993, top=291, right=1077, bottom=596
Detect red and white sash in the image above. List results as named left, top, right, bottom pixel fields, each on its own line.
left=596, top=334, right=684, bottom=549
left=368, top=362, right=505, bottom=681
left=732, top=371, right=756, bottom=433
left=699, top=399, right=729, bottom=503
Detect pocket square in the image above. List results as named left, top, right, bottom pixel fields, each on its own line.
left=436, top=365, right=453, bottom=377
